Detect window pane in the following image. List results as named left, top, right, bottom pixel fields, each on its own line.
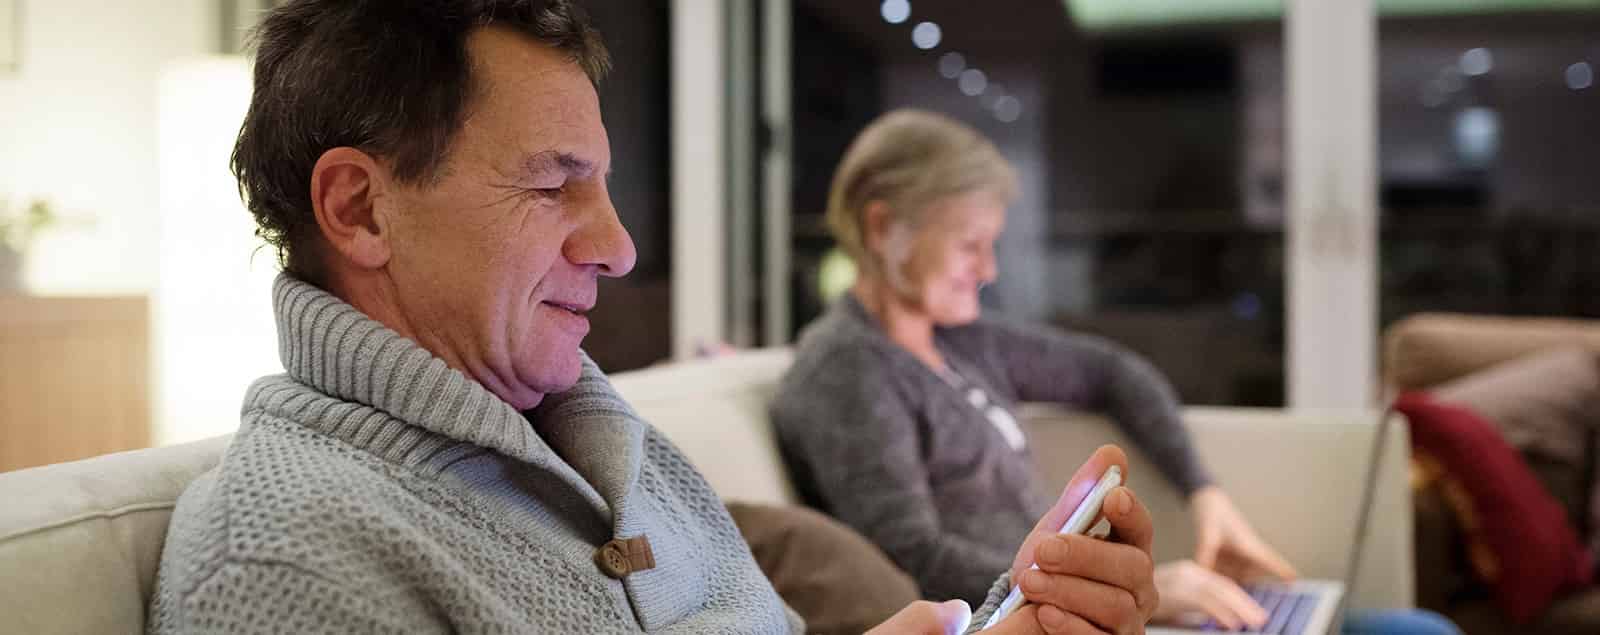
left=789, top=0, right=1287, bottom=406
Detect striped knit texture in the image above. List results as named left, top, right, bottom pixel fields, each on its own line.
left=148, top=274, right=800, bottom=633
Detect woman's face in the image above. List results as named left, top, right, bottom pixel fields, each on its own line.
left=887, top=190, right=1006, bottom=326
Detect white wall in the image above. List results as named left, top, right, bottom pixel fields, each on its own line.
left=155, top=58, right=279, bottom=446
left=0, top=0, right=214, bottom=295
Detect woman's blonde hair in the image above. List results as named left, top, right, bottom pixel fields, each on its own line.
left=824, top=109, right=1018, bottom=269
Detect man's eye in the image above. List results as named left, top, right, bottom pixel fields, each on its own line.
left=528, top=186, right=565, bottom=199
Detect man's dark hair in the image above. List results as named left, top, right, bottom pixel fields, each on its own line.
left=233, top=0, right=610, bottom=282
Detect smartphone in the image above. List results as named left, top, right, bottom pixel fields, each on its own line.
left=981, top=465, right=1123, bottom=630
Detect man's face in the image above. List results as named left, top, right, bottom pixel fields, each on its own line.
left=379, top=27, right=635, bottom=409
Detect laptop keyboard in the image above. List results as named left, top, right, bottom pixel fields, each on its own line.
left=1200, top=586, right=1319, bottom=635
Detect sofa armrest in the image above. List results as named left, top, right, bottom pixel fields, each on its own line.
left=1384, top=313, right=1600, bottom=391
left=1020, top=405, right=1415, bottom=611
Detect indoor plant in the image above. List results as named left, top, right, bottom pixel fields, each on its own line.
left=0, top=199, right=59, bottom=292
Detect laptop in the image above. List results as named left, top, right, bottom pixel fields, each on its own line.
left=1148, top=406, right=1398, bottom=635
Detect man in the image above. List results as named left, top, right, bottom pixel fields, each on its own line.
left=149, top=1, right=1158, bottom=633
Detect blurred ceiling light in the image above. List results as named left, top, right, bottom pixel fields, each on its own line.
left=1460, top=48, right=1493, bottom=76
left=881, top=0, right=911, bottom=25
left=939, top=52, right=966, bottom=79
left=958, top=68, right=987, bottom=96
left=915, top=21, right=934, bottom=49
left=1453, top=106, right=1500, bottom=169
left=994, top=96, right=1023, bottom=123
left=981, top=85, right=1004, bottom=109
left=1567, top=61, right=1594, bottom=90
left=912, top=21, right=942, bottom=50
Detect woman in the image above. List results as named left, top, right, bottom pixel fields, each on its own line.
left=770, top=109, right=1459, bottom=635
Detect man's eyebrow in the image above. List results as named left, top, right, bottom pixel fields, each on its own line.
left=522, top=150, right=597, bottom=179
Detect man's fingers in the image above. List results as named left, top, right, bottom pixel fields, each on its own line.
left=867, top=600, right=974, bottom=635
left=1033, top=445, right=1129, bottom=535
left=1031, top=535, right=1155, bottom=610
left=1013, top=445, right=1130, bottom=580
left=983, top=605, right=1045, bottom=635
left=1018, top=569, right=1138, bottom=634
left=1104, top=487, right=1152, bottom=554
left=1037, top=604, right=1112, bottom=635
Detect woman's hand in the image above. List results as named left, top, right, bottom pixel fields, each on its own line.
left=1150, top=560, right=1267, bottom=630
left=984, top=445, right=1158, bottom=634
left=867, top=600, right=974, bottom=635
left=1190, top=486, right=1297, bottom=584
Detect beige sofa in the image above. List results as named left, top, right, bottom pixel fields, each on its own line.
left=0, top=348, right=1414, bottom=632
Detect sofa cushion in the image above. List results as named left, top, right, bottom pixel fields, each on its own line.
left=0, top=436, right=229, bottom=634
left=1433, top=349, right=1600, bottom=548
left=728, top=502, right=919, bottom=635
left=610, top=349, right=798, bottom=506
left=1398, top=392, right=1591, bottom=623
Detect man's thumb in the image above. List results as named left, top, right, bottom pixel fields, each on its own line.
left=940, top=599, right=974, bottom=635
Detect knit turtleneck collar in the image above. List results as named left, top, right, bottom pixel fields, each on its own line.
left=264, top=274, right=645, bottom=517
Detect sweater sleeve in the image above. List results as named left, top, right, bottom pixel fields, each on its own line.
left=980, top=320, right=1214, bottom=496
left=966, top=571, right=1013, bottom=634
left=772, top=345, right=1016, bottom=604
left=167, top=560, right=441, bottom=634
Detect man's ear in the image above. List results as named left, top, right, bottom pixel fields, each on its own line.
left=862, top=200, right=892, bottom=256
left=309, top=147, right=392, bottom=271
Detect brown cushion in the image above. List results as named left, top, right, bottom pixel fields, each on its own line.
left=727, top=503, right=919, bottom=635
left=1446, top=587, right=1600, bottom=635
left=1383, top=313, right=1600, bottom=392
left=1433, top=349, right=1600, bottom=546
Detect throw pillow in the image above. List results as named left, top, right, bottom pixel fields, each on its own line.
left=726, top=502, right=920, bottom=635
left=1397, top=391, right=1592, bottom=623
left=1432, top=349, right=1600, bottom=549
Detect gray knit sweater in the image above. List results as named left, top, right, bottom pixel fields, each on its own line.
left=771, top=295, right=1211, bottom=606
left=147, top=275, right=802, bottom=633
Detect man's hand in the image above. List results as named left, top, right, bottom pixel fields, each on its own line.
left=989, top=445, right=1158, bottom=634
left=868, top=599, right=974, bottom=635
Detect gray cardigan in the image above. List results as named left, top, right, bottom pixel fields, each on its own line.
left=149, top=275, right=803, bottom=633
left=771, top=295, right=1212, bottom=605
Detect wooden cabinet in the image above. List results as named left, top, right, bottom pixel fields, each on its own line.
left=0, top=296, right=150, bottom=472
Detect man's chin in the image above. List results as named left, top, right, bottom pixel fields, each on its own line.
left=489, top=350, right=585, bottom=410
left=528, top=349, right=586, bottom=393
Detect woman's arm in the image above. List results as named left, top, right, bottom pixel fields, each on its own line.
left=978, top=320, right=1214, bottom=496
